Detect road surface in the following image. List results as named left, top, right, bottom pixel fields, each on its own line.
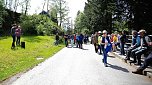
left=10, top=44, right=152, bottom=85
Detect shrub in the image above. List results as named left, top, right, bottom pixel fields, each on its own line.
left=20, top=14, right=62, bottom=35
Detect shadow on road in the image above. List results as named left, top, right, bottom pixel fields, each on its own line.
left=108, top=64, right=129, bottom=73
left=108, top=55, right=115, bottom=58
left=82, top=48, right=89, bottom=50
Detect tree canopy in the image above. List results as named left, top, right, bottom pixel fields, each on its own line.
left=74, top=0, right=152, bottom=34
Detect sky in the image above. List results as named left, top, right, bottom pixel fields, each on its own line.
left=29, top=0, right=87, bottom=21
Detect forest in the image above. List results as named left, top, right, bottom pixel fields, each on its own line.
left=75, top=0, right=152, bottom=34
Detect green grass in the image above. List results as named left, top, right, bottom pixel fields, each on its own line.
left=0, top=36, right=64, bottom=81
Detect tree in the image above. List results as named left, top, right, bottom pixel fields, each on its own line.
left=51, top=0, right=69, bottom=27
left=0, top=0, right=4, bottom=28
left=78, top=0, right=116, bottom=34
left=74, top=11, right=89, bottom=33
left=50, top=6, right=58, bottom=24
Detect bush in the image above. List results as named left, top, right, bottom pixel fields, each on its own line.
left=20, top=14, right=63, bottom=35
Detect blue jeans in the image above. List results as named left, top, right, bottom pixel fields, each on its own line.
left=103, top=48, right=108, bottom=64
left=55, top=40, right=59, bottom=45
left=120, top=43, right=125, bottom=55
left=12, top=35, right=16, bottom=48
left=139, top=52, right=152, bottom=71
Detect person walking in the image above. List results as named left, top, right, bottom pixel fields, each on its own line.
left=101, top=30, right=112, bottom=67
left=11, top=24, right=17, bottom=49
left=15, top=25, right=22, bottom=46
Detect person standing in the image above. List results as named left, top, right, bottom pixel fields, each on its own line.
left=79, top=34, right=84, bottom=49
left=112, top=33, right=118, bottom=52
left=64, top=34, right=68, bottom=47
left=55, top=33, right=59, bottom=46
left=101, top=30, right=112, bottom=67
left=120, top=31, right=127, bottom=55
left=70, top=34, right=74, bottom=47
left=98, top=31, right=102, bottom=54
left=74, top=34, right=76, bottom=45
left=15, top=25, right=22, bottom=46
left=76, top=33, right=80, bottom=48
left=11, top=24, right=17, bottom=49
left=93, top=32, right=98, bottom=53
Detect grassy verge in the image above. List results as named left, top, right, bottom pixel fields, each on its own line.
left=0, top=36, right=64, bottom=81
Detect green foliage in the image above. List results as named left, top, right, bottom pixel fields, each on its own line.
left=74, top=0, right=116, bottom=34
left=0, top=0, right=7, bottom=26
left=113, top=21, right=128, bottom=31
left=20, top=14, right=62, bottom=35
left=0, top=36, right=64, bottom=81
left=50, top=7, right=58, bottom=24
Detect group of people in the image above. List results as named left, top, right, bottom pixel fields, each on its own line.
left=63, top=33, right=89, bottom=49
left=124, top=29, right=152, bottom=74
left=91, top=29, right=152, bottom=73
left=11, top=24, right=22, bottom=49
left=55, top=29, right=152, bottom=74
left=91, top=30, right=128, bottom=56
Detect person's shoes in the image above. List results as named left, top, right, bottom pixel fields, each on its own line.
left=11, top=47, right=15, bottom=49
left=134, top=63, right=142, bottom=66
left=129, top=61, right=136, bottom=65
left=124, top=59, right=127, bottom=63
left=102, top=59, right=104, bottom=63
left=99, top=53, right=102, bottom=55
left=104, top=64, right=108, bottom=67
left=132, top=69, right=143, bottom=75
left=124, top=58, right=130, bottom=63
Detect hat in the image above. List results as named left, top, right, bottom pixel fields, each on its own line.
left=103, top=30, right=107, bottom=34
left=138, top=29, right=146, bottom=33
left=98, top=31, right=102, bottom=34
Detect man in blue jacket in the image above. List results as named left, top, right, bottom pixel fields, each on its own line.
left=125, top=30, right=140, bottom=62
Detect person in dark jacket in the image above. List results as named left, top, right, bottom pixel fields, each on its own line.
left=79, top=34, right=84, bottom=49
left=101, top=30, right=112, bottom=67
left=64, top=34, right=68, bottom=47
left=120, top=31, right=127, bottom=55
left=55, top=33, right=59, bottom=46
left=11, top=24, right=17, bottom=49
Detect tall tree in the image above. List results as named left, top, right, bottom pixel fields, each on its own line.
left=82, top=0, right=116, bottom=33
left=0, top=0, right=4, bottom=27
left=52, top=0, right=69, bottom=27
